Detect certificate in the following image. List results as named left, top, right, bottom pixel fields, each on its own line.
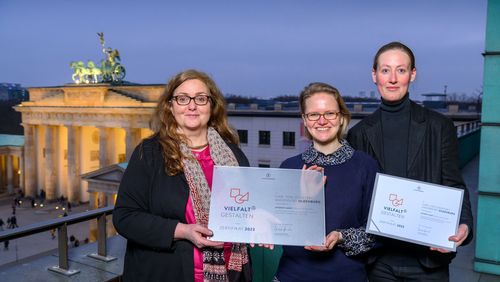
left=208, top=166, right=325, bottom=246
left=366, top=173, right=464, bottom=251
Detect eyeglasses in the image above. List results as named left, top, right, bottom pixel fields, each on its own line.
left=303, top=111, right=340, bottom=121
left=171, top=95, right=211, bottom=106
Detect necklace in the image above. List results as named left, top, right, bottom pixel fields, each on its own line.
left=189, top=143, right=209, bottom=150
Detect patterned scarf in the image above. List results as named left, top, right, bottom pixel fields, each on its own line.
left=302, top=139, right=354, bottom=166
left=180, top=127, right=251, bottom=282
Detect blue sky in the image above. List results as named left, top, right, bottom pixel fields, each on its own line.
left=0, top=1, right=487, bottom=99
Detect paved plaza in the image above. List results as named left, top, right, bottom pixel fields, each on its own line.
left=0, top=196, right=90, bottom=267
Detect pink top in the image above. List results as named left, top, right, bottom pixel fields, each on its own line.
left=185, top=146, right=232, bottom=282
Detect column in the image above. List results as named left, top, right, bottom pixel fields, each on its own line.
left=99, top=126, right=108, bottom=168
left=67, top=126, right=81, bottom=203
left=44, top=126, right=57, bottom=200
left=23, top=124, right=37, bottom=198
left=89, top=191, right=98, bottom=242
left=19, top=155, right=24, bottom=192
left=106, top=193, right=116, bottom=235
left=475, top=0, right=500, bottom=275
left=99, top=127, right=116, bottom=167
left=6, top=155, right=13, bottom=194
left=125, top=128, right=141, bottom=161
left=0, top=156, right=4, bottom=192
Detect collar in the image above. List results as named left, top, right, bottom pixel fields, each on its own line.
left=302, top=139, right=354, bottom=166
left=380, top=93, right=411, bottom=113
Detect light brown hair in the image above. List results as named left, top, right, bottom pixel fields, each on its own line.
left=150, top=69, right=238, bottom=175
left=373, top=41, right=416, bottom=70
left=299, top=82, right=351, bottom=141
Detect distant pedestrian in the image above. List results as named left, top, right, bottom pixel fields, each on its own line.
left=4, top=240, right=9, bottom=250
left=11, top=204, right=16, bottom=215
left=69, top=235, right=78, bottom=247
left=9, top=215, right=18, bottom=228
left=0, top=218, right=4, bottom=230
left=40, top=189, right=46, bottom=202
left=31, top=198, right=35, bottom=208
left=50, top=229, right=56, bottom=240
left=67, top=202, right=72, bottom=212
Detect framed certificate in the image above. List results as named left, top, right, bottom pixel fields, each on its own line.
left=208, top=166, right=325, bottom=246
left=366, top=173, right=464, bottom=251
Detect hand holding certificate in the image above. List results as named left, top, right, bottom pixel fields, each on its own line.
left=366, top=173, right=464, bottom=251
left=208, top=166, right=326, bottom=246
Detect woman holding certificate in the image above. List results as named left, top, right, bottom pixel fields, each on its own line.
left=113, top=69, right=251, bottom=282
left=347, top=42, right=473, bottom=281
left=275, top=82, right=379, bottom=282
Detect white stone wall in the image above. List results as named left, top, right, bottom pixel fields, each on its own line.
left=228, top=116, right=310, bottom=168
left=228, top=116, right=362, bottom=168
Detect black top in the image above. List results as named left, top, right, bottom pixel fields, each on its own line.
left=380, top=93, right=411, bottom=177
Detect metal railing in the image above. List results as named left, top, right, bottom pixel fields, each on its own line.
left=456, top=120, right=481, bottom=138
left=0, top=205, right=115, bottom=276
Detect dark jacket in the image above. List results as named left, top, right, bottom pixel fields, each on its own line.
left=113, top=136, right=250, bottom=282
left=347, top=101, right=473, bottom=268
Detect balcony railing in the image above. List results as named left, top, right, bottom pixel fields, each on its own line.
left=0, top=206, right=115, bottom=277
left=456, top=120, right=481, bottom=138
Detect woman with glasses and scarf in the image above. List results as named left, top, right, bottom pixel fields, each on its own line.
left=113, top=69, right=252, bottom=282
left=274, top=82, right=379, bottom=282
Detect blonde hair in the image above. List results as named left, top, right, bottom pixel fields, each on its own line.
left=299, top=82, right=351, bottom=141
left=149, top=69, right=238, bottom=175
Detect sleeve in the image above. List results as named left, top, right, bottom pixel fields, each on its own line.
left=440, top=118, right=473, bottom=245
left=112, top=143, right=180, bottom=250
left=337, top=154, right=379, bottom=256
left=337, top=227, right=376, bottom=256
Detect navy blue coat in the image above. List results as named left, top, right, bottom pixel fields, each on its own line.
left=276, top=150, right=379, bottom=282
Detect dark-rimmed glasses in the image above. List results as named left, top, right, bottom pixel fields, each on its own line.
left=303, top=111, right=340, bottom=121
left=171, top=95, right=211, bottom=106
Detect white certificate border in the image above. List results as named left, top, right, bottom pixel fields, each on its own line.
left=208, top=166, right=326, bottom=246
left=366, top=173, right=464, bottom=251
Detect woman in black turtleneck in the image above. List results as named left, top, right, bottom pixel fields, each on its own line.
left=347, top=42, right=473, bottom=282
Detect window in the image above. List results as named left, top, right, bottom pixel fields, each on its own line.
left=283, top=131, right=295, bottom=147
left=259, top=131, right=271, bottom=145
left=237, top=130, right=248, bottom=144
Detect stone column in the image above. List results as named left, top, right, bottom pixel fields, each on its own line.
left=19, top=154, right=24, bottom=191
left=67, top=126, right=81, bottom=203
left=99, top=127, right=113, bottom=167
left=23, top=124, right=37, bottom=198
left=44, top=125, right=57, bottom=200
left=0, top=156, right=4, bottom=192
left=125, top=128, right=141, bottom=161
left=89, top=191, right=98, bottom=242
left=6, top=155, right=13, bottom=194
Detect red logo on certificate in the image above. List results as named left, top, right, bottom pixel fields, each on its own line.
left=389, top=194, right=404, bottom=207
left=230, top=188, right=249, bottom=204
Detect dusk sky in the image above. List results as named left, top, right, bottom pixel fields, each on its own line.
left=0, top=1, right=488, bottom=99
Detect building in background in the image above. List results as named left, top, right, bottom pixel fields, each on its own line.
left=0, top=83, right=28, bottom=101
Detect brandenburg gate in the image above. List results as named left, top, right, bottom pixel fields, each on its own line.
left=15, top=84, right=163, bottom=203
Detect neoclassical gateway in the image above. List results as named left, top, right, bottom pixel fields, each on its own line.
left=15, top=84, right=164, bottom=203
left=11, top=82, right=309, bottom=210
